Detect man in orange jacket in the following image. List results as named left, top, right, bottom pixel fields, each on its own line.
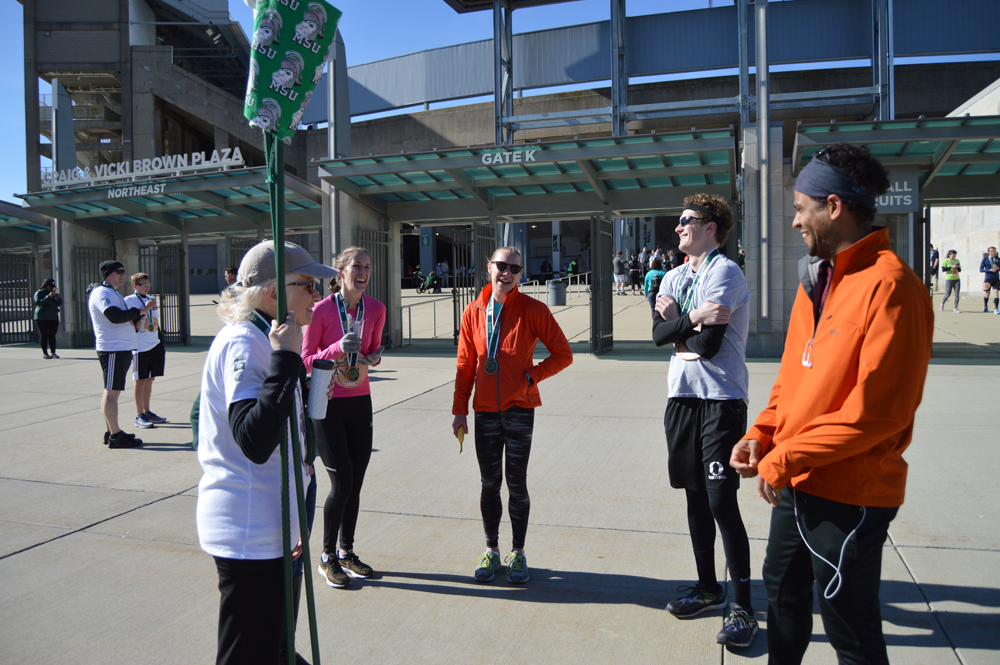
left=730, top=143, right=934, bottom=665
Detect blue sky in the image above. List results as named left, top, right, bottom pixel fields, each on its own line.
left=0, top=0, right=707, bottom=202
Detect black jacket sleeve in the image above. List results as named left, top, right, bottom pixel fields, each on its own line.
left=652, top=311, right=729, bottom=360
left=227, top=350, right=304, bottom=465
left=103, top=306, right=143, bottom=324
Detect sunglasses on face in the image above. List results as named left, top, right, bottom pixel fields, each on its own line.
left=678, top=216, right=709, bottom=226
left=491, top=261, right=522, bottom=275
left=135, top=283, right=150, bottom=288
left=287, top=281, right=320, bottom=292
left=114, top=268, right=126, bottom=274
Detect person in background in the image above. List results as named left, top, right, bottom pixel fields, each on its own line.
left=33, top=277, right=61, bottom=359
left=125, top=273, right=167, bottom=430
left=196, top=240, right=336, bottom=665
left=452, top=246, right=572, bottom=585
left=731, top=142, right=933, bottom=665
left=628, top=253, right=643, bottom=294
left=643, top=258, right=667, bottom=311
left=639, top=246, right=652, bottom=275
left=302, top=246, right=386, bottom=589
left=940, top=249, right=961, bottom=313
left=612, top=250, right=627, bottom=295
left=224, top=265, right=238, bottom=287
left=928, top=244, right=939, bottom=292
left=979, top=246, right=999, bottom=314
left=88, top=260, right=155, bottom=449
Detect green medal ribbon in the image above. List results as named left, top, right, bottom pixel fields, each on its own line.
left=485, top=299, right=503, bottom=372
left=249, top=310, right=271, bottom=336
left=678, top=248, right=721, bottom=315
left=336, top=293, right=364, bottom=371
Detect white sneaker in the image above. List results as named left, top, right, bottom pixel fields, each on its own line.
left=953, top=309, right=962, bottom=314
left=135, top=414, right=154, bottom=429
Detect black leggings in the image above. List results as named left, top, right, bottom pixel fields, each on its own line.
left=36, top=320, right=57, bottom=354
left=315, top=394, right=373, bottom=554
left=686, top=487, right=753, bottom=608
left=475, top=406, right=535, bottom=550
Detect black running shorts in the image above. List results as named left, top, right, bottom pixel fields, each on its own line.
left=664, top=397, right=747, bottom=493
left=136, top=343, right=165, bottom=379
left=98, top=350, right=134, bottom=391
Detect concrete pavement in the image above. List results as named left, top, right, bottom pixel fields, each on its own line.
left=1, top=289, right=998, bottom=664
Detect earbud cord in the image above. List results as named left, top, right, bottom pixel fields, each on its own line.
left=791, top=487, right=866, bottom=599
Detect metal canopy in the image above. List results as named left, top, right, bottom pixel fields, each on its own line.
left=0, top=200, right=51, bottom=249
left=17, top=169, right=323, bottom=240
left=315, top=129, right=737, bottom=225
left=442, top=0, right=578, bottom=13
left=792, top=116, right=1000, bottom=206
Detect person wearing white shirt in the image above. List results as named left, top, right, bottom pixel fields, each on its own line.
left=196, top=240, right=337, bottom=665
left=124, top=273, right=167, bottom=430
left=88, top=260, right=155, bottom=449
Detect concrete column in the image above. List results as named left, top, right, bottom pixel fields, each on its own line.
left=388, top=222, right=403, bottom=347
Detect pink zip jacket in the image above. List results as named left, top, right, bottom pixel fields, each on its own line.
left=301, top=293, right=386, bottom=398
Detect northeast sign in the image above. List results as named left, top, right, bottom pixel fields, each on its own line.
left=875, top=166, right=919, bottom=213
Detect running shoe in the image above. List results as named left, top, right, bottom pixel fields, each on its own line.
left=995, top=309, right=999, bottom=315
left=985, top=307, right=989, bottom=313
left=43, top=353, right=51, bottom=359
left=666, top=583, right=727, bottom=619
left=716, top=604, right=759, bottom=648
left=144, top=411, right=167, bottom=423
left=338, top=551, right=374, bottom=579
left=108, top=432, right=142, bottom=449
left=103, top=431, right=110, bottom=446
left=318, top=554, right=351, bottom=588
left=939, top=303, right=944, bottom=311
left=954, top=309, right=962, bottom=314
left=50, top=353, right=59, bottom=359
left=135, top=414, right=154, bottom=429
left=505, top=551, right=529, bottom=585
left=474, top=550, right=502, bottom=583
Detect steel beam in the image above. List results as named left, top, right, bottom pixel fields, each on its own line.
left=575, top=160, right=611, bottom=205
left=445, top=168, right=496, bottom=210
left=921, top=140, right=961, bottom=192
left=610, top=0, right=628, bottom=137
left=756, top=0, right=771, bottom=321
left=493, top=0, right=513, bottom=146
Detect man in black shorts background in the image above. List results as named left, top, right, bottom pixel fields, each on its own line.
left=88, top=260, right=154, bottom=449
left=980, top=246, right=1000, bottom=314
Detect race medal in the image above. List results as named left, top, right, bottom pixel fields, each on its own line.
left=675, top=250, right=719, bottom=361
left=336, top=293, right=365, bottom=383
left=485, top=298, right=503, bottom=377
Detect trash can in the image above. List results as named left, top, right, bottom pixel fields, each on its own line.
left=547, top=279, right=567, bottom=306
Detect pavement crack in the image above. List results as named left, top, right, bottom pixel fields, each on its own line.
left=0, top=484, right=198, bottom=562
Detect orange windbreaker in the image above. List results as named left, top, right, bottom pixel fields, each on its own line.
left=453, top=284, right=573, bottom=415
left=745, top=229, right=934, bottom=507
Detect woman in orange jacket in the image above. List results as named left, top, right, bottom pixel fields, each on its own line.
left=452, top=246, right=573, bottom=585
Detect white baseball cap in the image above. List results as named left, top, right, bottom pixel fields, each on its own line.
left=237, top=240, right=338, bottom=287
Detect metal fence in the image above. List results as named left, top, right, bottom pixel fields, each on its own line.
left=357, top=227, right=391, bottom=348
left=140, top=244, right=187, bottom=345
left=0, top=253, right=35, bottom=345
left=71, top=247, right=107, bottom=348
left=451, top=222, right=496, bottom=345
left=590, top=217, right=614, bottom=354
left=226, top=237, right=257, bottom=278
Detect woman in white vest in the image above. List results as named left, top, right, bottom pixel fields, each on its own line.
left=196, top=240, right=336, bottom=665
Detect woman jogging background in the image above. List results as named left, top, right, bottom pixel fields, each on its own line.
left=451, top=246, right=573, bottom=585
left=302, top=246, right=386, bottom=589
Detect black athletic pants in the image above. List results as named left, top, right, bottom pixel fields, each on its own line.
left=475, top=405, right=535, bottom=550
left=763, top=489, right=898, bottom=665
left=315, top=393, right=373, bottom=554
left=36, top=319, right=57, bottom=354
left=665, top=397, right=752, bottom=609
left=214, top=556, right=288, bottom=665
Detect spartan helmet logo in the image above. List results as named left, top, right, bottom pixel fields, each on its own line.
left=251, top=98, right=282, bottom=132
left=252, top=9, right=282, bottom=49
left=294, top=2, right=328, bottom=42
left=289, top=91, right=313, bottom=130
left=271, top=51, right=305, bottom=90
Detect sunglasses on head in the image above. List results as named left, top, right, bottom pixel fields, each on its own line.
left=678, top=215, right=710, bottom=226
left=491, top=261, right=522, bottom=275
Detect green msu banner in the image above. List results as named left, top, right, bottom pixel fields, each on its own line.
left=245, top=0, right=342, bottom=144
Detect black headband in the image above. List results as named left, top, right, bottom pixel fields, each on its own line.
left=795, top=157, right=877, bottom=210
left=684, top=203, right=715, bottom=222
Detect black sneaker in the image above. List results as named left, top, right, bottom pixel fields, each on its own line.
left=338, top=551, right=373, bottom=579
left=317, top=555, right=351, bottom=588
left=108, top=431, right=143, bottom=449
left=666, top=583, right=726, bottom=619
left=103, top=431, right=110, bottom=446
left=717, top=604, right=758, bottom=648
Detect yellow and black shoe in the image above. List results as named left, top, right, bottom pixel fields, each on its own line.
left=318, top=554, right=351, bottom=588
left=338, top=551, right=374, bottom=579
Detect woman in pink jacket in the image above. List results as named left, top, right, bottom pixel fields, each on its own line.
left=302, top=246, right=385, bottom=589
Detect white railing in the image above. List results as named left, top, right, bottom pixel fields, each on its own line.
left=400, top=296, right=452, bottom=346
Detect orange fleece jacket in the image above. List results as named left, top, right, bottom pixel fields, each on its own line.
left=744, top=229, right=934, bottom=507
left=453, top=284, right=573, bottom=415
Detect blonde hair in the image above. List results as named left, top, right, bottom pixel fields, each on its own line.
left=216, top=272, right=303, bottom=324
left=328, top=246, right=370, bottom=294
left=489, top=246, right=522, bottom=263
